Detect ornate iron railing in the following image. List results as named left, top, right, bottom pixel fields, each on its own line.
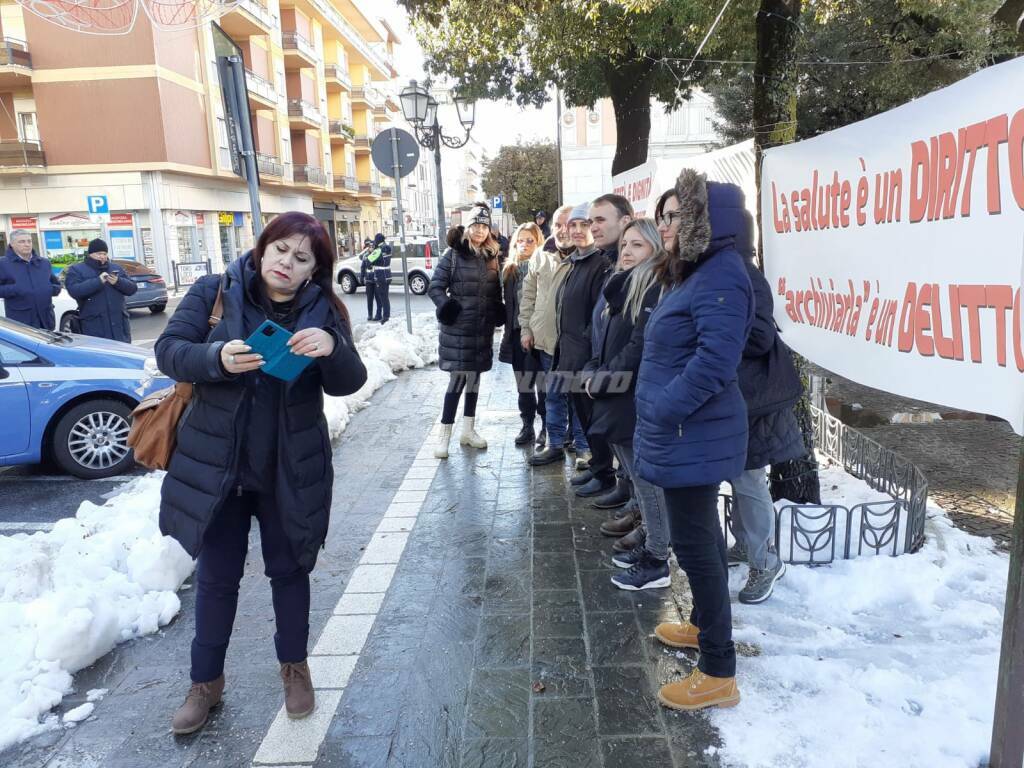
left=724, top=405, right=929, bottom=565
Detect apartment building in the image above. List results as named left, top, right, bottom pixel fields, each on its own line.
left=560, top=91, right=721, bottom=206
left=0, top=0, right=401, bottom=284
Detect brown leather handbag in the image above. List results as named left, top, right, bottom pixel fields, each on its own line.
left=127, top=284, right=224, bottom=470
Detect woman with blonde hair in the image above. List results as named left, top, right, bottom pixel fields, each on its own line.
left=499, top=222, right=546, bottom=446
left=427, top=202, right=505, bottom=458
left=581, top=218, right=672, bottom=590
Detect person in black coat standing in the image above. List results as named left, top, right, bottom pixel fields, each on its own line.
left=582, top=219, right=672, bottom=592
left=369, top=233, right=392, bottom=324
left=64, top=239, right=138, bottom=342
left=354, top=238, right=376, bottom=321
left=499, top=222, right=545, bottom=446
left=534, top=210, right=551, bottom=239
left=554, top=202, right=612, bottom=489
left=428, top=202, right=504, bottom=458
left=156, top=212, right=367, bottom=735
left=727, top=210, right=805, bottom=605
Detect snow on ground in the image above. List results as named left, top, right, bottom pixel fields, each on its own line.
left=713, top=461, right=1008, bottom=768
left=0, top=314, right=439, bottom=750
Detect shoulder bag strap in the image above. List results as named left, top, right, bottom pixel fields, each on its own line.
left=208, top=278, right=225, bottom=328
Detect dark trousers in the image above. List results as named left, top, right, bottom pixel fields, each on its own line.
left=191, top=491, right=310, bottom=683
left=663, top=483, right=735, bottom=677
left=365, top=281, right=376, bottom=320
left=571, top=392, right=615, bottom=483
left=515, top=369, right=546, bottom=426
left=441, top=371, right=481, bottom=424
left=374, top=280, right=391, bottom=322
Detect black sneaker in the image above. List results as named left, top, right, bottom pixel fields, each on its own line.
left=738, top=560, right=786, bottom=604
left=611, top=546, right=644, bottom=569
left=610, top=553, right=671, bottom=591
left=727, top=542, right=748, bottom=568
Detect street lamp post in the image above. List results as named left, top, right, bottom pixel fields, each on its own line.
left=399, top=80, right=477, bottom=251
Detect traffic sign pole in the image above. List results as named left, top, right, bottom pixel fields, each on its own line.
left=389, top=127, right=413, bottom=335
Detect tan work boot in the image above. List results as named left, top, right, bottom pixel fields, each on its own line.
left=281, top=661, right=315, bottom=719
left=654, top=621, right=700, bottom=650
left=171, top=675, right=224, bottom=734
left=658, top=668, right=740, bottom=711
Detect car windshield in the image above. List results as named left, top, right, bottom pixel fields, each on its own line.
left=0, top=316, right=72, bottom=343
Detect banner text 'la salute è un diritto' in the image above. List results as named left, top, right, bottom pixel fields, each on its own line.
left=761, top=55, right=1024, bottom=433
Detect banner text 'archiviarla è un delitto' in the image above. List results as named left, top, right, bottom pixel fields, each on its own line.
left=761, top=56, right=1024, bottom=432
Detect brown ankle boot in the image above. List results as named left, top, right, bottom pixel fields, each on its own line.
left=171, top=675, right=224, bottom=734
left=600, top=508, right=639, bottom=537
left=281, top=661, right=315, bottom=719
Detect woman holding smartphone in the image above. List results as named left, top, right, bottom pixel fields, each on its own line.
left=155, top=212, right=367, bottom=734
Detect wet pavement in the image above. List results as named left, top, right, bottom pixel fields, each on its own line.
left=4, top=353, right=722, bottom=768
left=817, top=366, right=1020, bottom=547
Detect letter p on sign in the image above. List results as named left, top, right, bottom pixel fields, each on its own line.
left=87, top=195, right=109, bottom=214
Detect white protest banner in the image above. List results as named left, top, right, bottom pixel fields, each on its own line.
left=761, top=56, right=1024, bottom=433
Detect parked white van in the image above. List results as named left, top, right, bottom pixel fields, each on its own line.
left=335, top=236, right=439, bottom=296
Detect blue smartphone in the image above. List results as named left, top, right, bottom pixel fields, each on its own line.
left=243, top=320, right=314, bottom=381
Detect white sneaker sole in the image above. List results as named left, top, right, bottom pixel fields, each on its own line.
left=611, top=557, right=638, bottom=569
left=611, top=574, right=671, bottom=591
left=738, top=561, right=786, bottom=604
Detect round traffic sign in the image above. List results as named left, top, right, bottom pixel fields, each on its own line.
left=371, top=128, right=421, bottom=179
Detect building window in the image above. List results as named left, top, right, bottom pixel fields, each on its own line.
left=19, top=113, right=39, bottom=142
left=177, top=226, right=198, bottom=263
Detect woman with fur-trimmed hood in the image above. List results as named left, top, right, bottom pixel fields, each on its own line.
left=634, top=169, right=755, bottom=712
left=427, top=202, right=505, bottom=458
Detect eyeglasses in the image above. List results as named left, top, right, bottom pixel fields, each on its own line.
left=656, top=211, right=683, bottom=228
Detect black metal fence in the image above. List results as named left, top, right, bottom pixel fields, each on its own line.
left=725, top=405, right=929, bottom=565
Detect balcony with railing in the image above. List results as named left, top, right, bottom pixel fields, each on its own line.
left=0, top=139, right=45, bottom=170
left=282, top=32, right=318, bottom=67
left=358, top=181, right=381, bottom=197
left=324, top=62, right=352, bottom=92
left=294, top=164, right=327, bottom=186
left=351, top=85, right=384, bottom=109
left=328, top=120, right=355, bottom=143
left=244, top=69, right=278, bottom=107
left=256, top=152, right=284, bottom=178
left=305, top=0, right=392, bottom=79
left=219, top=0, right=277, bottom=36
left=353, top=130, right=376, bottom=152
left=0, top=39, right=32, bottom=87
left=287, top=98, right=322, bottom=128
left=338, top=175, right=358, bottom=192
left=380, top=184, right=394, bottom=199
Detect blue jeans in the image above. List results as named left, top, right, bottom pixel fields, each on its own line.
left=538, top=351, right=587, bottom=450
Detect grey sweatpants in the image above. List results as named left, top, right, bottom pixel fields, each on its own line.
left=729, top=467, right=781, bottom=570
left=610, top=440, right=670, bottom=561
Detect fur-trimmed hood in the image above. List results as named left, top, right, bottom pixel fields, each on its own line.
left=673, top=168, right=750, bottom=262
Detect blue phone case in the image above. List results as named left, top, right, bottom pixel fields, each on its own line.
left=243, top=320, right=314, bottom=382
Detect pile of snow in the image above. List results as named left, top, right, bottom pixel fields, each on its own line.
left=0, top=313, right=440, bottom=750
left=714, top=463, right=1008, bottom=768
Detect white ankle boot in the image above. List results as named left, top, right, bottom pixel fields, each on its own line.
left=434, top=424, right=453, bottom=459
left=459, top=417, right=487, bottom=449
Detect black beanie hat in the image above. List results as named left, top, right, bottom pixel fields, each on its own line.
left=87, top=238, right=108, bottom=255
left=374, top=233, right=386, bottom=246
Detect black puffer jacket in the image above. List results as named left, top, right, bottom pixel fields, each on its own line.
left=428, top=228, right=503, bottom=373
left=498, top=259, right=537, bottom=369
left=554, top=245, right=610, bottom=372
left=739, top=259, right=805, bottom=470
left=582, top=269, right=660, bottom=444
left=155, top=254, right=367, bottom=573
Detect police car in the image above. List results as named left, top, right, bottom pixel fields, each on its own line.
left=0, top=317, right=171, bottom=479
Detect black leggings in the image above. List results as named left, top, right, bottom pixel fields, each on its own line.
left=365, top=281, right=376, bottom=319
left=441, top=372, right=481, bottom=424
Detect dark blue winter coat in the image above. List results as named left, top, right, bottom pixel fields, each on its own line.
left=0, top=247, right=61, bottom=330
left=633, top=179, right=755, bottom=489
left=155, top=253, right=367, bottom=573
left=64, top=257, right=138, bottom=342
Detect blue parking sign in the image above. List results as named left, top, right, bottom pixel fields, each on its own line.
left=86, top=195, right=109, bottom=214
left=492, top=195, right=503, bottom=210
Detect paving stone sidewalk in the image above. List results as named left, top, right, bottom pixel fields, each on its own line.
left=3, top=360, right=724, bottom=768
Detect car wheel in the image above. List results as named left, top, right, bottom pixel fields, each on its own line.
left=339, top=272, right=357, bottom=294
left=150, top=304, right=166, bottom=314
left=52, top=399, right=135, bottom=479
left=59, top=311, right=78, bottom=333
left=409, top=274, right=428, bottom=295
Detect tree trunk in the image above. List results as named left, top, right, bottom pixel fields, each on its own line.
left=754, top=0, right=821, bottom=505
left=607, top=62, right=654, bottom=176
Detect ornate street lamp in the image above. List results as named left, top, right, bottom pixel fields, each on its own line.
left=399, top=78, right=477, bottom=249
